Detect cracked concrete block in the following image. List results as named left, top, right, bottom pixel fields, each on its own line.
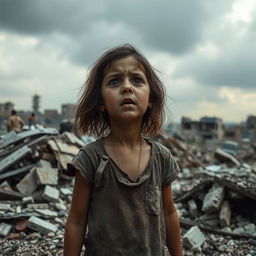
left=16, top=168, right=39, bottom=195
left=0, top=203, right=11, bottom=211
left=188, top=199, right=198, bottom=218
left=42, top=185, right=59, bottom=202
left=220, top=200, right=231, bottom=227
left=27, top=203, right=49, bottom=210
left=35, top=167, right=58, bottom=185
left=27, top=216, right=57, bottom=235
left=202, top=184, right=224, bottom=213
left=60, top=188, right=72, bottom=196
left=183, top=226, right=206, bottom=250
left=35, top=209, right=58, bottom=218
left=36, top=160, right=52, bottom=169
left=0, top=223, right=12, bottom=236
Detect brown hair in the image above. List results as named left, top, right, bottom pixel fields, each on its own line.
left=75, top=44, right=165, bottom=137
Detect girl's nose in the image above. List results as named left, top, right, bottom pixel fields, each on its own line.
left=122, top=79, right=133, bottom=94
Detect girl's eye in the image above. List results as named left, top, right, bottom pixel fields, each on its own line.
left=109, top=78, right=120, bottom=86
left=132, top=77, right=143, bottom=85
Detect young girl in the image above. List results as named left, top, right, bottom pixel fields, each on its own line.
left=64, top=44, right=183, bottom=256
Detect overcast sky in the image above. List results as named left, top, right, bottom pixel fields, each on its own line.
left=0, top=0, right=256, bottom=123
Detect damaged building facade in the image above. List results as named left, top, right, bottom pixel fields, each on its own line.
left=181, top=116, right=224, bottom=143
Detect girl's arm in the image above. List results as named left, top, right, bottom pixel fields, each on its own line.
left=64, top=170, right=91, bottom=256
left=162, top=185, right=183, bottom=256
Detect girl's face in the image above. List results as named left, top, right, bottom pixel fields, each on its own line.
left=100, top=56, right=151, bottom=124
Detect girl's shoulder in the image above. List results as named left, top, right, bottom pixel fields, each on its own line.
left=80, top=137, right=104, bottom=155
left=145, top=137, right=170, bottom=157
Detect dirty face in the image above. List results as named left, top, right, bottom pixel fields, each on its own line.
left=100, top=56, right=151, bottom=124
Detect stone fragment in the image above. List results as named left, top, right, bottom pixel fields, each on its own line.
left=0, top=222, right=12, bottom=236
left=36, top=160, right=52, bottom=169
left=35, top=209, right=58, bottom=218
left=16, top=168, right=39, bottom=194
left=27, top=216, right=57, bottom=235
left=42, top=185, right=60, bottom=202
left=60, top=188, right=72, bottom=196
left=188, top=199, right=198, bottom=218
left=202, top=184, right=224, bottom=213
left=35, top=167, right=58, bottom=185
left=55, top=203, right=67, bottom=211
left=244, top=223, right=256, bottom=235
left=27, top=203, right=49, bottom=210
left=219, top=200, right=231, bottom=227
left=0, top=203, right=11, bottom=210
left=22, top=196, right=34, bottom=204
left=183, top=226, right=206, bottom=250
left=233, top=227, right=245, bottom=234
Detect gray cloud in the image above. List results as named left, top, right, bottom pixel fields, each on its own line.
left=0, top=0, right=232, bottom=64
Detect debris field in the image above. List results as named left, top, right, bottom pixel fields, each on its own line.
left=0, top=130, right=255, bottom=256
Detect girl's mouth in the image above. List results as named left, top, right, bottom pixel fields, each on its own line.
left=121, top=98, right=136, bottom=106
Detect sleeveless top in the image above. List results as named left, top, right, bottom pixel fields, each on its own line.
left=68, top=137, right=179, bottom=256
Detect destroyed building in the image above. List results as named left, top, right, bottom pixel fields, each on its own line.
left=181, top=116, right=224, bottom=143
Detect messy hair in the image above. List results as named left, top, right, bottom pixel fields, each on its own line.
left=75, top=44, right=166, bottom=137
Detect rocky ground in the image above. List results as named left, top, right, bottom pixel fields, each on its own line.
left=0, top=180, right=255, bottom=256
left=1, top=130, right=256, bottom=255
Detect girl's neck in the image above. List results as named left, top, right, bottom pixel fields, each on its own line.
left=108, top=124, right=142, bottom=149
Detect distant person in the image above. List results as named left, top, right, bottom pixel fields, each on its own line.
left=64, top=45, right=183, bottom=255
left=28, top=113, right=36, bottom=128
left=7, top=110, right=25, bottom=133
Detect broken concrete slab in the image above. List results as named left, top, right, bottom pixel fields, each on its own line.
left=202, top=184, right=225, bottom=213
left=0, top=128, right=58, bottom=150
left=214, top=148, right=240, bottom=166
left=220, top=200, right=231, bottom=227
left=0, top=164, right=35, bottom=181
left=0, top=146, right=31, bottom=173
left=42, top=185, right=59, bottom=202
left=62, top=132, right=85, bottom=147
left=27, top=203, right=49, bottom=210
left=0, top=222, right=12, bottom=236
left=36, top=160, right=52, bottom=169
left=35, top=167, right=58, bottom=185
left=35, top=209, right=58, bottom=218
left=16, top=168, right=39, bottom=195
left=188, top=199, right=198, bottom=218
left=47, top=139, right=80, bottom=156
left=0, top=203, right=11, bottom=211
left=27, top=216, right=57, bottom=235
left=60, top=188, right=72, bottom=196
left=183, top=225, right=206, bottom=250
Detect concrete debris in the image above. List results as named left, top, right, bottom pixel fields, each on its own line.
left=16, top=168, right=39, bottom=194
left=219, top=200, right=231, bottom=227
left=0, top=129, right=255, bottom=255
left=42, top=185, right=60, bottom=202
left=35, top=167, right=58, bottom=185
left=202, top=184, right=224, bottom=213
left=0, top=222, right=12, bottom=236
left=183, top=225, right=206, bottom=250
left=27, top=216, right=57, bottom=235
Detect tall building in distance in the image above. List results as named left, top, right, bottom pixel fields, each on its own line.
left=32, top=94, right=40, bottom=113
left=0, top=102, right=14, bottom=119
left=61, top=103, right=75, bottom=120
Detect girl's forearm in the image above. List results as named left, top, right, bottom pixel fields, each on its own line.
left=165, top=210, right=183, bottom=256
left=64, top=221, right=87, bottom=256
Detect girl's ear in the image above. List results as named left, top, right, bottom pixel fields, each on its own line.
left=148, top=102, right=152, bottom=109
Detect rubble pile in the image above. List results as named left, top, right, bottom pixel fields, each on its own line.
left=0, top=129, right=93, bottom=255
left=0, top=130, right=255, bottom=255
left=156, top=133, right=256, bottom=255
